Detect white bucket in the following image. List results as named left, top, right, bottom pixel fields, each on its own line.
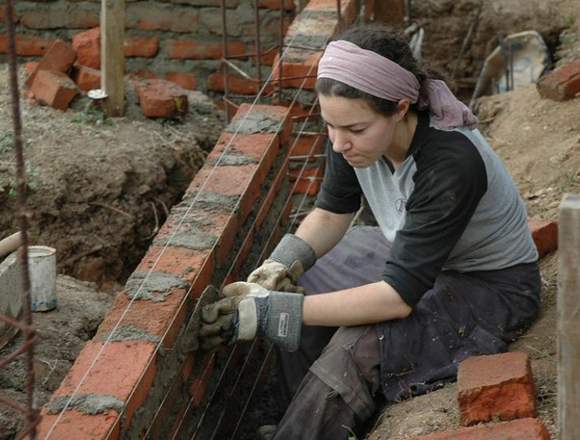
left=28, top=246, right=57, bottom=312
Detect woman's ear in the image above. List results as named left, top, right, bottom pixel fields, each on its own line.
left=395, top=99, right=411, bottom=122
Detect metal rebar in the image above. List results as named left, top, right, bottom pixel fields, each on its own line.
left=278, top=0, right=285, bottom=103
left=221, top=0, right=231, bottom=121
left=254, top=0, right=263, bottom=91
left=5, top=0, right=38, bottom=437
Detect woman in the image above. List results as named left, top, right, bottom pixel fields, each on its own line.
left=200, top=26, right=541, bottom=440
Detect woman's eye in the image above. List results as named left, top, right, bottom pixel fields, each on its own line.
left=349, top=128, right=365, bottom=134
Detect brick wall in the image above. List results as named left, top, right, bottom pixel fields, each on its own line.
left=29, top=1, right=363, bottom=437
left=0, top=0, right=295, bottom=93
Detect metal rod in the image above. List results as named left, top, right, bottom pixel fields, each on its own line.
left=221, top=0, right=230, bottom=122
left=278, top=0, right=285, bottom=103
left=254, top=0, right=263, bottom=92
left=5, top=0, right=38, bottom=437
left=222, top=58, right=254, bottom=80
left=336, top=0, right=343, bottom=32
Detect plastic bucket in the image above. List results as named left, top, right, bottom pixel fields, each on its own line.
left=28, top=246, right=57, bottom=312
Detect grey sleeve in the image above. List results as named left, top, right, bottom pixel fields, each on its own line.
left=383, top=139, right=488, bottom=307
left=315, top=141, right=362, bottom=214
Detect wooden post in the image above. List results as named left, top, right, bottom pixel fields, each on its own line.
left=101, top=0, right=125, bottom=116
left=558, top=193, right=580, bottom=440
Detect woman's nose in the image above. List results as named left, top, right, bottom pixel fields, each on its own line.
left=331, top=131, right=351, bottom=153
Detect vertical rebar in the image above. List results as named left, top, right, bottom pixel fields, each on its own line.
left=404, top=0, right=412, bottom=26
left=4, top=0, right=37, bottom=438
left=336, top=0, right=343, bottom=32
left=254, top=0, right=263, bottom=93
left=278, top=0, right=284, bottom=103
left=221, top=0, right=230, bottom=121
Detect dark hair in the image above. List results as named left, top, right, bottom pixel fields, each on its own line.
left=316, top=26, right=430, bottom=117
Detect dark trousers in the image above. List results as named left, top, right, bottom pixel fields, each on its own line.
left=274, top=226, right=541, bottom=440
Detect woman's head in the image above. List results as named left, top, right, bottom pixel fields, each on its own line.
left=316, top=26, right=427, bottom=117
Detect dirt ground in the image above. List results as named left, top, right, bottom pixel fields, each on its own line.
left=0, top=72, right=224, bottom=290
left=0, top=0, right=579, bottom=438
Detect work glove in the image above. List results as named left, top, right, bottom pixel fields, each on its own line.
left=200, top=282, right=304, bottom=352
left=247, top=234, right=316, bottom=292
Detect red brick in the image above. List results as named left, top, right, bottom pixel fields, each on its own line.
left=271, top=51, right=321, bottom=90
left=54, top=340, right=156, bottom=428
left=168, top=39, right=246, bottom=60
left=154, top=207, right=238, bottom=267
left=406, top=417, right=550, bottom=440
left=290, top=133, right=325, bottom=157
left=134, top=79, right=189, bottom=119
left=206, top=72, right=273, bottom=95
left=258, top=0, right=295, bottom=10
left=96, top=286, right=192, bottom=350
left=0, top=34, right=54, bottom=56
left=124, top=36, right=159, bottom=58
left=165, top=72, right=198, bottom=90
left=136, top=245, right=210, bottom=282
left=72, top=27, right=101, bottom=69
left=25, top=62, right=38, bottom=76
left=458, top=352, right=536, bottom=426
left=210, top=132, right=280, bottom=166
left=36, top=408, right=121, bottom=440
left=231, top=103, right=292, bottom=145
left=306, top=0, right=359, bottom=24
left=74, top=65, right=101, bottom=92
left=528, top=218, right=558, bottom=258
left=30, top=70, right=78, bottom=111
left=189, top=165, right=259, bottom=220
left=189, top=353, right=216, bottom=407
left=537, top=60, right=580, bottom=101
left=128, top=70, right=158, bottom=81
left=25, top=39, right=77, bottom=87
left=288, top=164, right=324, bottom=195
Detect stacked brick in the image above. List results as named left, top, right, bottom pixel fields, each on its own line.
left=0, top=0, right=295, bottom=95
left=34, top=103, right=295, bottom=439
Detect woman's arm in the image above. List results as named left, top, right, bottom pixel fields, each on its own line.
left=294, top=207, right=354, bottom=258
left=302, top=281, right=412, bottom=326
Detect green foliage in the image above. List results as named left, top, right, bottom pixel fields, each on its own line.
left=72, top=100, right=113, bottom=126
left=0, top=132, right=13, bottom=155
left=0, top=163, right=40, bottom=198
left=564, top=15, right=576, bottom=28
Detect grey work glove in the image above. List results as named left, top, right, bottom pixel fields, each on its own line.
left=247, top=234, right=316, bottom=292
left=200, top=282, right=304, bottom=352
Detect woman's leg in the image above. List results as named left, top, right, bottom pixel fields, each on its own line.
left=274, top=325, right=381, bottom=440
left=277, top=226, right=391, bottom=402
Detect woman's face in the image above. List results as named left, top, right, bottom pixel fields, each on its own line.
left=319, top=94, right=401, bottom=168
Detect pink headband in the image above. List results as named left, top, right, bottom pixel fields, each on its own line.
left=317, top=40, right=478, bottom=129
